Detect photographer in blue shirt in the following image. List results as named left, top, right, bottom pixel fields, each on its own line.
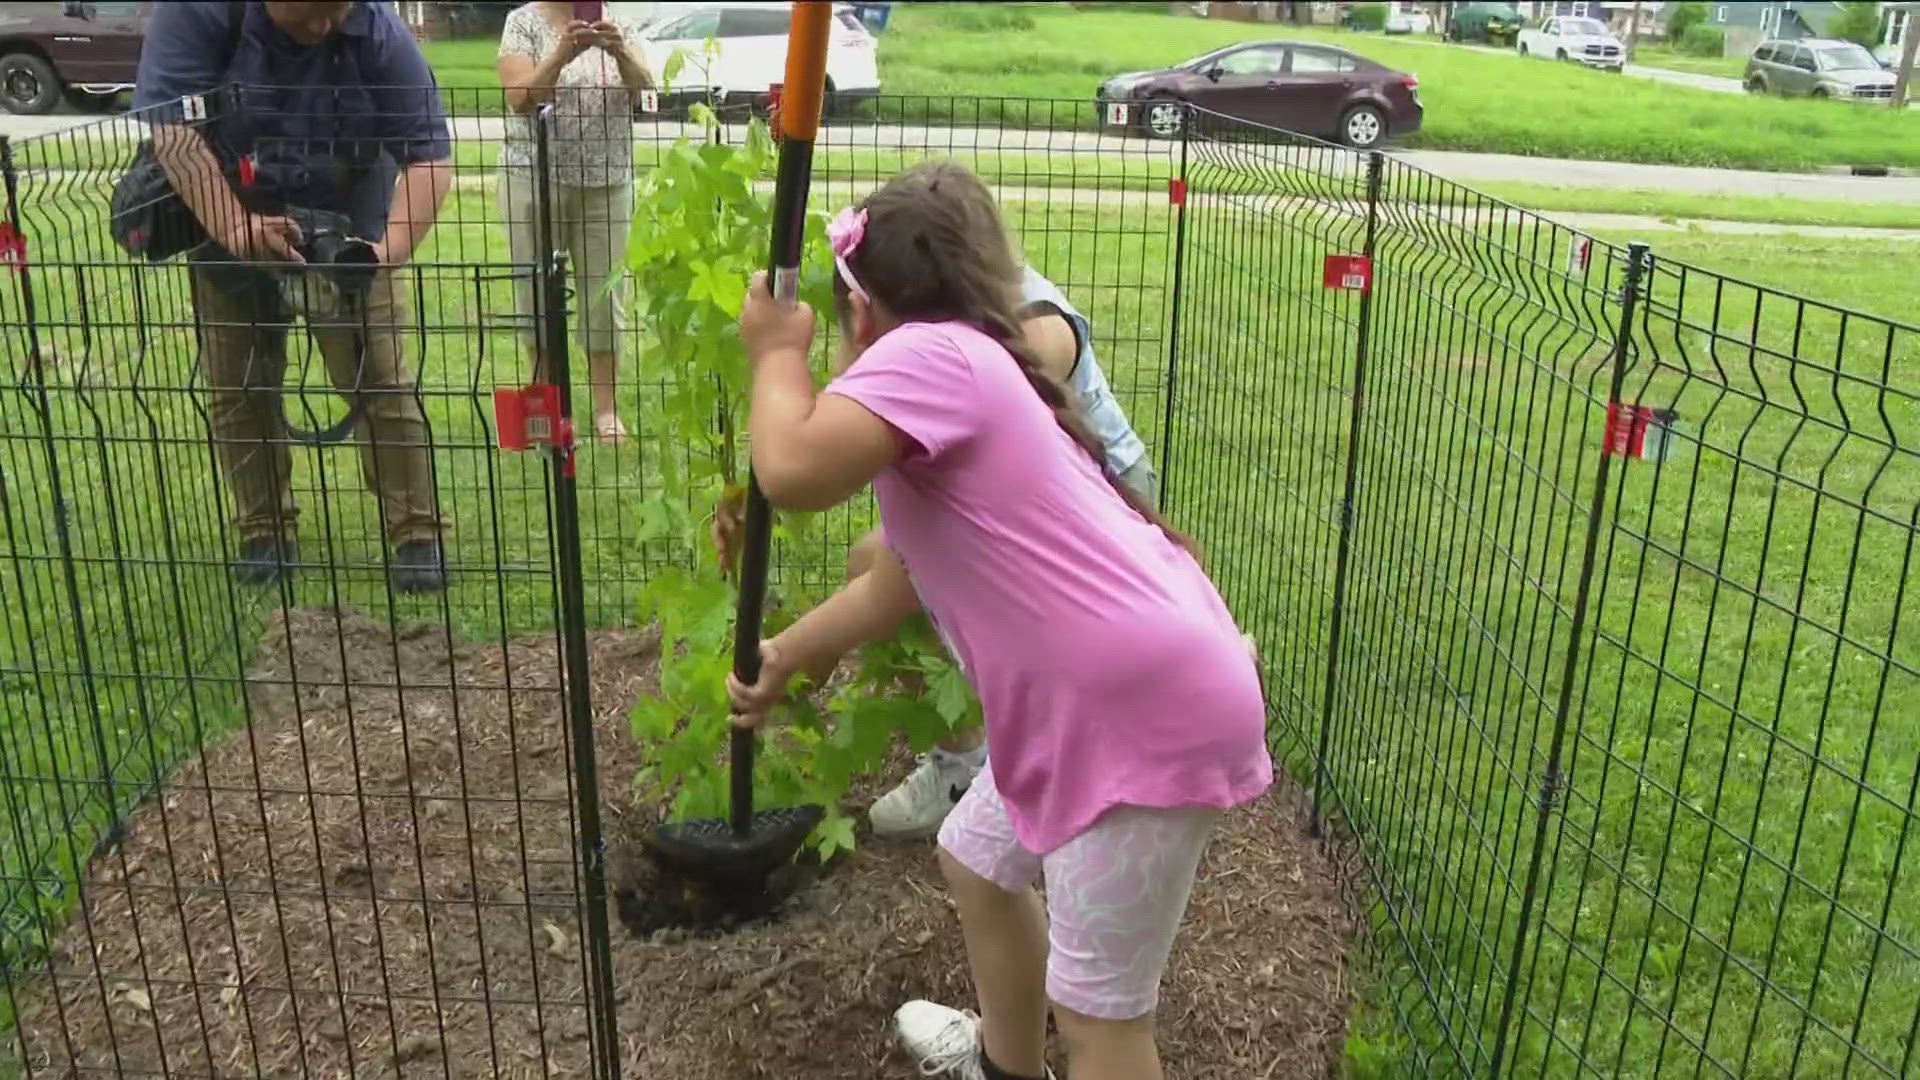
left=136, top=1, right=455, bottom=591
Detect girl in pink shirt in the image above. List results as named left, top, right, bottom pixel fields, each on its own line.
left=728, top=161, right=1271, bottom=1080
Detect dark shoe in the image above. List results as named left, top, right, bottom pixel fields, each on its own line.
left=234, top=536, right=297, bottom=587
left=390, top=539, right=447, bottom=593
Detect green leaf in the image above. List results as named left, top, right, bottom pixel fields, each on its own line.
left=814, top=814, right=857, bottom=861
left=662, top=47, right=688, bottom=88
left=931, top=663, right=975, bottom=725
left=635, top=497, right=685, bottom=544
left=699, top=262, right=747, bottom=319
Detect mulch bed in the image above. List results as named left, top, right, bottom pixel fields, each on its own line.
left=7, top=607, right=1352, bottom=1078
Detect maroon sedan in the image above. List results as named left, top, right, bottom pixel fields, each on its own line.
left=1095, top=41, right=1423, bottom=148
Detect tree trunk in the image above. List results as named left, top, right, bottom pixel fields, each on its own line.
left=1625, top=0, right=1643, bottom=61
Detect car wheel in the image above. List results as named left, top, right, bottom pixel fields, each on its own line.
left=1811, top=87, right=1829, bottom=99
left=1746, top=76, right=1767, bottom=94
left=1143, top=97, right=1184, bottom=139
left=1519, top=42, right=1530, bottom=56
left=1555, top=48, right=1570, bottom=61
left=1340, top=105, right=1386, bottom=150
left=0, top=52, right=62, bottom=116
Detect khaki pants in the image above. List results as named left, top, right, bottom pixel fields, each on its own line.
left=498, top=173, right=632, bottom=356
left=192, top=267, right=444, bottom=545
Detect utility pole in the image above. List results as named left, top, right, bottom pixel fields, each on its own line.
left=1892, top=3, right=1920, bottom=110
left=1624, top=0, right=1644, bottom=61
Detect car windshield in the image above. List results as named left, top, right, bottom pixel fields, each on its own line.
left=1563, top=18, right=1608, bottom=35
left=1815, top=44, right=1880, bottom=70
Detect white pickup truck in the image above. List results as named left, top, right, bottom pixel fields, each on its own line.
left=1517, top=15, right=1626, bottom=72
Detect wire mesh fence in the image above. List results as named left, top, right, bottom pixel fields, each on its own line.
left=1171, top=109, right=1918, bottom=1078
left=0, top=89, right=1178, bottom=1076
left=0, top=85, right=1913, bottom=1079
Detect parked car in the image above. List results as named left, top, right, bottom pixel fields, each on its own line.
left=1446, top=1, right=1524, bottom=46
left=1385, top=8, right=1434, bottom=35
left=1517, top=15, right=1624, bottom=71
left=636, top=1, right=880, bottom=112
left=0, top=0, right=143, bottom=115
left=1096, top=41, right=1423, bottom=149
left=1744, top=38, right=1897, bottom=100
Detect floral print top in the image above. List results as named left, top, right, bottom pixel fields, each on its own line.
left=497, top=4, right=646, bottom=189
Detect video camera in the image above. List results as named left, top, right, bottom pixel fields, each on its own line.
left=275, top=206, right=381, bottom=321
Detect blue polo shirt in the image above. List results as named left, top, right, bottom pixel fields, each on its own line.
left=133, top=1, right=450, bottom=249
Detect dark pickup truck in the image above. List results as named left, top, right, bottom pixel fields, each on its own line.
left=0, top=1, right=144, bottom=115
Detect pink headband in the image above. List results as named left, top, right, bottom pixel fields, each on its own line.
left=827, top=205, right=869, bottom=304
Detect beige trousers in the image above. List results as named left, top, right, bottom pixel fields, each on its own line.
left=192, top=268, right=444, bottom=545
left=498, top=173, right=633, bottom=356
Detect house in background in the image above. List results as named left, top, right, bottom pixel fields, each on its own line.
left=395, top=1, right=520, bottom=41
left=1513, top=2, right=1667, bottom=36
left=1685, top=1, right=1906, bottom=58
left=1174, top=1, right=1333, bottom=22
left=1518, top=2, right=1904, bottom=56
left=1696, top=1, right=1847, bottom=42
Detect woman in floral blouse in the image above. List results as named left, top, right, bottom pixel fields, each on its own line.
left=496, top=2, right=652, bottom=442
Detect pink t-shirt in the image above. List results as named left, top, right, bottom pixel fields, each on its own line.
left=826, top=321, right=1272, bottom=854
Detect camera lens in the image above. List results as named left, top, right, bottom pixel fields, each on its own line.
left=305, top=230, right=347, bottom=267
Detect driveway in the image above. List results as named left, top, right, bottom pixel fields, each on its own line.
left=1623, top=63, right=1744, bottom=94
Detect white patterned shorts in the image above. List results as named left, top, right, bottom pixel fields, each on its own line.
left=936, top=765, right=1218, bottom=1020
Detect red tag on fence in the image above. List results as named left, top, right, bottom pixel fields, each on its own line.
left=1602, top=402, right=1680, bottom=461
left=494, top=384, right=571, bottom=452
left=1323, top=254, right=1371, bottom=293
left=1567, top=234, right=1592, bottom=277
left=0, top=221, right=26, bottom=272
left=1168, top=178, right=1187, bottom=206
left=767, top=83, right=784, bottom=141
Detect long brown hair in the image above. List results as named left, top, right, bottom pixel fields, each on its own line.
left=832, top=161, right=1190, bottom=550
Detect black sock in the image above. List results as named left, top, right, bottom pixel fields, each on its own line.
left=979, top=1049, right=1045, bottom=1080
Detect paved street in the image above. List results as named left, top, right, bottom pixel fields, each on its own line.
left=7, top=111, right=1918, bottom=207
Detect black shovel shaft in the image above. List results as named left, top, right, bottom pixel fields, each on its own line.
left=731, top=2, right=831, bottom=838
left=729, top=470, right=775, bottom=835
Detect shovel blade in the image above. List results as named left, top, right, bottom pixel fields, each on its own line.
left=644, top=804, right=825, bottom=888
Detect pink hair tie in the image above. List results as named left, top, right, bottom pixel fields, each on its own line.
left=827, top=205, right=869, bottom=304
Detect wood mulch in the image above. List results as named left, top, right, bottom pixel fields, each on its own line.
left=7, top=606, right=1352, bottom=1078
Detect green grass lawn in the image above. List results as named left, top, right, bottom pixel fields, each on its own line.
left=426, top=36, right=504, bottom=90
left=1473, top=182, right=1920, bottom=231
left=1632, top=44, right=1750, bottom=81
left=419, top=4, right=1920, bottom=172
left=3, top=118, right=1916, bottom=1076
left=1600, top=229, right=1920, bottom=321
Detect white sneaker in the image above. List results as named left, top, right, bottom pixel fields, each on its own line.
left=894, top=1001, right=1055, bottom=1080
left=896, top=1001, right=986, bottom=1078
left=868, top=750, right=981, bottom=838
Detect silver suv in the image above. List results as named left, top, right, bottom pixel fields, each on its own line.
left=1744, top=38, right=1896, bottom=100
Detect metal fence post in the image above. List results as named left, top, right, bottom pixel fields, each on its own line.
left=1156, top=107, right=1191, bottom=509
left=1309, top=149, right=1384, bottom=838
left=1488, top=241, right=1652, bottom=1075
left=533, top=105, right=623, bottom=1080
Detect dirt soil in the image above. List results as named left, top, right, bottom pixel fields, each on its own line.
left=7, top=607, right=1352, bottom=1078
